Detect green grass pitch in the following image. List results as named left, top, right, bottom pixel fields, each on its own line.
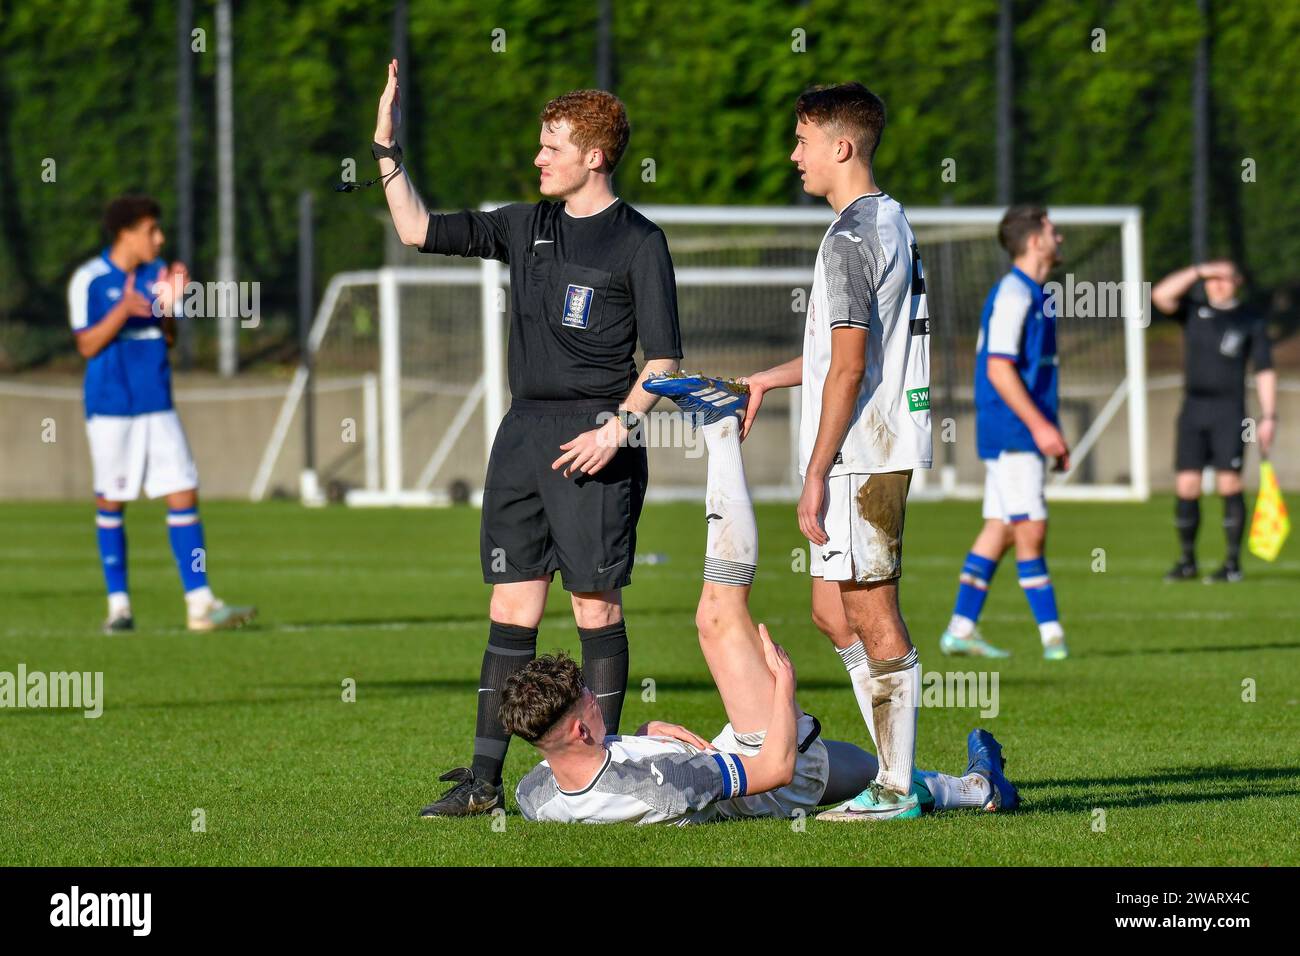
left=1, top=496, right=1297, bottom=866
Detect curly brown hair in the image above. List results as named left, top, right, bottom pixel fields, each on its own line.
left=499, top=652, right=587, bottom=743
left=540, top=90, right=630, bottom=173
left=795, top=82, right=886, bottom=163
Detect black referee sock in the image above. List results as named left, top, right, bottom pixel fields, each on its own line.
left=1175, top=497, right=1200, bottom=564
left=470, top=621, right=538, bottom=786
left=1222, top=492, right=1246, bottom=567
left=578, top=621, right=629, bottom=734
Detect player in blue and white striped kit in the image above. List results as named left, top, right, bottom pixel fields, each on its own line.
left=940, top=205, right=1069, bottom=660
left=69, top=195, right=254, bottom=634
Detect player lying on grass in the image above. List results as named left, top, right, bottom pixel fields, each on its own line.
left=501, top=373, right=1018, bottom=824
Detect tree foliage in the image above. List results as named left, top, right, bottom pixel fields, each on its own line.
left=0, top=0, right=1294, bottom=367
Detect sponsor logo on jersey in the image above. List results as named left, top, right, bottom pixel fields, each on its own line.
left=562, top=284, right=594, bottom=329
left=908, top=387, right=931, bottom=412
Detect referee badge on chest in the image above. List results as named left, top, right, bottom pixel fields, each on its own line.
left=563, top=284, right=595, bottom=329
left=1219, top=328, right=1244, bottom=358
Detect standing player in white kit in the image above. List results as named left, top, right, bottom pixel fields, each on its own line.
left=743, top=83, right=933, bottom=820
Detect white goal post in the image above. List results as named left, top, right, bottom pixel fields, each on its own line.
left=253, top=204, right=1146, bottom=505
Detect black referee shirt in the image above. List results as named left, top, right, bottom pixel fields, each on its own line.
left=420, top=199, right=682, bottom=402
left=1175, top=292, right=1272, bottom=401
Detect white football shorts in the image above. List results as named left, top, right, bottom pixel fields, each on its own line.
left=708, top=714, right=829, bottom=820
left=809, top=470, right=912, bottom=583
left=86, top=410, right=199, bottom=501
left=982, top=450, right=1047, bottom=523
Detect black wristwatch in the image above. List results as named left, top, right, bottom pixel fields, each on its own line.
left=372, top=141, right=403, bottom=165
left=617, top=409, right=641, bottom=432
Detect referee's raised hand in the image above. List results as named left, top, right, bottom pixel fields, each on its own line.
left=374, top=58, right=401, bottom=146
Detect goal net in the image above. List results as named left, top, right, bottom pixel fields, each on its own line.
left=254, top=205, right=1146, bottom=505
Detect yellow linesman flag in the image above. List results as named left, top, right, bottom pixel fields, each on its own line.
left=1248, top=460, right=1290, bottom=562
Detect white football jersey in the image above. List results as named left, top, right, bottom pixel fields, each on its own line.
left=514, top=735, right=744, bottom=826
left=800, top=193, right=932, bottom=476
left=514, top=714, right=829, bottom=826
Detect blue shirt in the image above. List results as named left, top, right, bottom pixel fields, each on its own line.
left=68, top=250, right=173, bottom=418
left=974, top=266, right=1058, bottom=459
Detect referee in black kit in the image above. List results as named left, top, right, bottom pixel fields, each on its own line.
left=370, top=61, right=682, bottom=816
left=1152, top=259, right=1277, bottom=583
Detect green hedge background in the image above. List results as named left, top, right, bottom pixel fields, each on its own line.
left=1, top=0, right=1295, bottom=368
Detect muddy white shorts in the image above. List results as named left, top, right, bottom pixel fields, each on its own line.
left=982, top=451, right=1047, bottom=523
left=809, top=470, right=912, bottom=583
left=86, top=410, right=199, bottom=501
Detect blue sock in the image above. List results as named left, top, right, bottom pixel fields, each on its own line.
left=96, top=509, right=128, bottom=598
left=1017, top=557, right=1060, bottom=630
left=950, top=552, right=999, bottom=632
left=167, top=507, right=209, bottom=593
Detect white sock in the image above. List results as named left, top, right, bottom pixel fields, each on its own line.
left=107, top=592, right=131, bottom=618
left=1039, top=621, right=1065, bottom=645
left=701, top=417, right=757, bottom=585
left=836, top=641, right=880, bottom=753
left=918, top=770, right=991, bottom=810
left=947, top=614, right=975, bottom=638
left=866, top=648, right=920, bottom=794
left=731, top=727, right=765, bottom=756
left=185, top=585, right=215, bottom=615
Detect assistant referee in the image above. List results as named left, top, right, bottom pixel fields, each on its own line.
left=1152, top=260, right=1276, bottom=583
left=370, top=61, right=682, bottom=816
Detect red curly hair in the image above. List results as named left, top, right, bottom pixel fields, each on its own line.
left=540, top=89, right=630, bottom=174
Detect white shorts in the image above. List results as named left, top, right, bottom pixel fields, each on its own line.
left=982, top=451, right=1047, bottom=523
left=809, top=471, right=912, bottom=583
left=86, top=410, right=199, bottom=502
left=709, top=714, right=829, bottom=820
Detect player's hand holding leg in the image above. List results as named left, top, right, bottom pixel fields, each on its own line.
left=739, top=376, right=768, bottom=442
left=758, top=623, right=797, bottom=696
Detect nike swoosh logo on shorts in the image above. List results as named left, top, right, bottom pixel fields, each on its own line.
left=533, top=239, right=554, bottom=245
left=598, top=559, right=626, bottom=573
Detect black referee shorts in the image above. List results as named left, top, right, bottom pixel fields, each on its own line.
left=1175, top=397, right=1246, bottom=473
left=480, top=399, right=648, bottom=593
